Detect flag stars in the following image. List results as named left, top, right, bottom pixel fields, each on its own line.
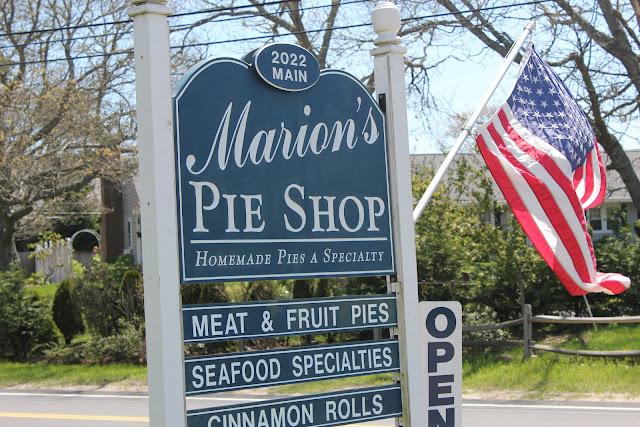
left=506, top=48, right=596, bottom=168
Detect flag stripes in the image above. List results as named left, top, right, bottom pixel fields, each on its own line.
left=477, top=105, right=629, bottom=295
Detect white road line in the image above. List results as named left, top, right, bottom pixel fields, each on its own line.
left=2, top=392, right=639, bottom=413
left=0, top=392, right=263, bottom=402
left=463, top=403, right=640, bottom=412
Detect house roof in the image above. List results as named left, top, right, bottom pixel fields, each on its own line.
left=411, top=149, right=640, bottom=204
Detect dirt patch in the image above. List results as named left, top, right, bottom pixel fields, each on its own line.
left=5, top=380, right=640, bottom=403
left=2, top=379, right=147, bottom=393
left=463, top=389, right=640, bottom=402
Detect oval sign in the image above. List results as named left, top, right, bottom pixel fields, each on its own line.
left=253, top=43, right=320, bottom=91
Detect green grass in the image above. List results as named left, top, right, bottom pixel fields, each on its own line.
left=462, top=324, right=640, bottom=399
left=558, top=323, right=640, bottom=351
left=1, top=324, right=638, bottom=399
left=462, top=348, right=640, bottom=399
left=27, top=283, right=59, bottom=306
left=0, top=361, right=147, bottom=389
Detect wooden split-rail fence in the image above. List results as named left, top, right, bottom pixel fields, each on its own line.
left=463, top=304, right=640, bottom=358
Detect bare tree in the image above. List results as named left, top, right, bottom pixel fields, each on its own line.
left=0, top=0, right=136, bottom=270
left=178, top=0, right=640, bottom=211
left=432, top=0, right=640, bottom=211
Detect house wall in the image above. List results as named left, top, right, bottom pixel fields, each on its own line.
left=122, top=178, right=143, bottom=265
left=117, top=151, right=640, bottom=265
left=100, top=179, right=124, bottom=262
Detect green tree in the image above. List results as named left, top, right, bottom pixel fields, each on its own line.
left=52, top=279, right=85, bottom=345
left=0, top=265, right=63, bottom=360
left=431, top=0, right=640, bottom=211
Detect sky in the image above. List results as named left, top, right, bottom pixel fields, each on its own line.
left=417, top=47, right=640, bottom=155
left=167, top=2, right=640, bottom=155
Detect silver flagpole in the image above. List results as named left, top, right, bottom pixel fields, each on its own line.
left=413, top=21, right=536, bottom=223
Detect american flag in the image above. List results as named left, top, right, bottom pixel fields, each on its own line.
left=475, top=45, right=630, bottom=295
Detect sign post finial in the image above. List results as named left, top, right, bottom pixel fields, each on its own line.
left=371, top=1, right=402, bottom=46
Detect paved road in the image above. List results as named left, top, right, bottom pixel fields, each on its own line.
left=1, top=390, right=640, bottom=426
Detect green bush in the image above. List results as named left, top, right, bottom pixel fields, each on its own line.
left=83, top=319, right=146, bottom=364
left=119, top=270, right=144, bottom=325
left=0, top=266, right=63, bottom=361
left=52, top=279, right=85, bottom=344
left=76, top=256, right=140, bottom=337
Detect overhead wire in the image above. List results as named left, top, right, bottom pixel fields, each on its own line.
left=0, top=0, right=553, bottom=67
left=0, top=0, right=296, bottom=38
left=0, top=0, right=369, bottom=51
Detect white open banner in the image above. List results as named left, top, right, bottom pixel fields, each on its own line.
left=420, top=301, right=463, bottom=426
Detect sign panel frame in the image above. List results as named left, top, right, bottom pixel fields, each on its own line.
left=186, top=384, right=402, bottom=427
left=185, top=339, right=400, bottom=395
left=172, top=54, right=395, bottom=284
left=183, top=294, right=397, bottom=343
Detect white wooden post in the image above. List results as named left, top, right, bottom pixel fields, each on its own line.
left=127, top=2, right=186, bottom=427
left=371, top=2, right=427, bottom=426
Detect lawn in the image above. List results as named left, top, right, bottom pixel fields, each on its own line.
left=27, top=282, right=59, bottom=306
left=0, top=362, right=147, bottom=389
left=1, top=324, right=638, bottom=400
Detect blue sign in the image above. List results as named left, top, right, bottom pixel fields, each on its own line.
left=173, top=50, right=394, bottom=283
left=253, top=43, right=320, bottom=91
left=185, top=339, right=400, bottom=395
left=183, top=294, right=397, bottom=343
left=186, top=384, right=402, bottom=427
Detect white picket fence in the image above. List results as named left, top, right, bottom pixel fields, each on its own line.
left=32, top=239, right=93, bottom=283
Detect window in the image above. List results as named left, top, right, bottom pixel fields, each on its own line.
left=481, top=210, right=493, bottom=225
left=587, top=208, right=602, bottom=231
left=126, top=219, right=132, bottom=249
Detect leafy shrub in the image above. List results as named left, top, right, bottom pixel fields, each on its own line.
left=292, top=279, right=315, bottom=299
left=462, top=304, right=509, bottom=341
left=52, top=279, right=85, bottom=344
left=41, top=344, right=86, bottom=365
left=0, top=266, right=63, bottom=361
left=119, top=270, right=144, bottom=325
left=247, top=281, right=281, bottom=301
left=75, top=256, right=139, bottom=337
left=180, top=282, right=228, bottom=305
left=84, top=319, right=146, bottom=364
left=590, top=224, right=640, bottom=316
